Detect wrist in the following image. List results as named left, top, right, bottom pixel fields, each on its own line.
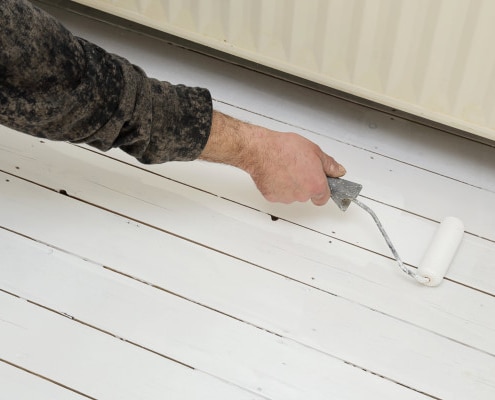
left=199, top=111, right=265, bottom=173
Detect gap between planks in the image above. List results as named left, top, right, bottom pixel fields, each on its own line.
left=0, top=228, right=474, bottom=400
left=212, top=98, right=494, bottom=193
left=2, top=121, right=494, bottom=285
left=0, top=291, right=267, bottom=400
left=1, top=137, right=494, bottom=346
left=0, top=173, right=495, bottom=398
left=1, top=161, right=493, bottom=300
left=0, top=359, right=95, bottom=400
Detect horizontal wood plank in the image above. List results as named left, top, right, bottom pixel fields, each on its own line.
left=0, top=291, right=264, bottom=400
left=1, top=231, right=433, bottom=400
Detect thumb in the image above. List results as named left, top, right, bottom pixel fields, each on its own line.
left=320, top=152, right=346, bottom=178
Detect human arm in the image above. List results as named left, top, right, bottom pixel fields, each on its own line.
left=0, top=0, right=345, bottom=205
left=0, top=0, right=211, bottom=164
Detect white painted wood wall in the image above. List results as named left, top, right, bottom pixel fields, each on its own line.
left=1, top=2, right=494, bottom=399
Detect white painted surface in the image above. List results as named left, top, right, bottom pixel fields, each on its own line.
left=1, top=229, right=432, bottom=400
left=1, top=193, right=495, bottom=398
left=2, top=127, right=494, bottom=295
left=0, top=292, right=263, bottom=400
left=0, top=362, right=87, bottom=400
left=1, top=2, right=495, bottom=400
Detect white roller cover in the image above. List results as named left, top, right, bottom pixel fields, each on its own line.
left=417, top=217, right=464, bottom=287
left=74, top=0, right=495, bottom=141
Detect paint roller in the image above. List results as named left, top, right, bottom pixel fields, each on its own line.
left=327, top=177, right=464, bottom=286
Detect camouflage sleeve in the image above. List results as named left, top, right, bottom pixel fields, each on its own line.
left=0, top=0, right=212, bottom=163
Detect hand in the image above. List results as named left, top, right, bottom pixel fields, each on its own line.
left=199, top=111, right=346, bottom=206
left=246, top=130, right=346, bottom=205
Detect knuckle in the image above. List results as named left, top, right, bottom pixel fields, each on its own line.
left=264, top=192, right=277, bottom=202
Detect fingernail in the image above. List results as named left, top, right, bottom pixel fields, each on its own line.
left=338, top=164, right=346, bottom=175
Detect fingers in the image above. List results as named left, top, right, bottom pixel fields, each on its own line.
left=261, top=148, right=344, bottom=206
left=245, top=130, right=346, bottom=206
left=311, top=187, right=331, bottom=206
left=308, top=150, right=345, bottom=206
left=320, top=152, right=346, bottom=178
